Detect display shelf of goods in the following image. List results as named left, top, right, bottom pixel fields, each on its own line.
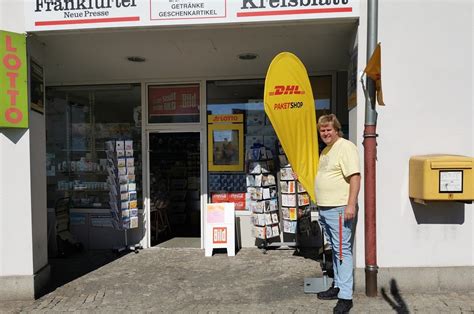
left=278, top=147, right=311, bottom=236
left=150, top=146, right=195, bottom=226
left=168, top=172, right=188, bottom=226
left=187, top=152, right=200, bottom=177
left=208, top=173, right=247, bottom=193
left=106, top=139, right=139, bottom=230
left=279, top=167, right=298, bottom=235
left=247, top=145, right=280, bottom=240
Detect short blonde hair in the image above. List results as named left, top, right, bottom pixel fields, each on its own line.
left=318, top=114, right=343, bottom=137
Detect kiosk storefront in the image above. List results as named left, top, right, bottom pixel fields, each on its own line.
left=2, top=0, right=473, bottom=301
left=27, top=1, right=360, bottom=250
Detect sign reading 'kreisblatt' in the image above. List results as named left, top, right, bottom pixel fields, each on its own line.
left=25, top=0, right=358, bottom=31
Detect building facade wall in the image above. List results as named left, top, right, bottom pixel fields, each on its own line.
left=0, top=0, right=51, bottom=300
left=30, top=109, right=48, bottom=273
left=0, top=0, right=36, bottom=277
left=355, top=0, right=473, bottom=269
left=1, top=0, right=473, bottom=300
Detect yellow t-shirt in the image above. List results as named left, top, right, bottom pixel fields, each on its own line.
left=315, top=137, right=360, bottom=206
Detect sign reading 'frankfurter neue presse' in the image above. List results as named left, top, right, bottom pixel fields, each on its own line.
left=0, top=31, right=28, bottom=128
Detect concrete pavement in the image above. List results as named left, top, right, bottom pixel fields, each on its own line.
left=1, top=247, right=473, bottom=313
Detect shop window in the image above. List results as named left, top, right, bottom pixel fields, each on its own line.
left=206, top=77, right=332, bottom=210
left=312, top=76, right=332, bottom=118
left=148, top=84, right=200, bottom=123
left=45, top=84, right=142, bottom=209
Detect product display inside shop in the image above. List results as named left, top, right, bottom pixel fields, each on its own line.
left=209, top=121, right=313, bottom=248
left=45, top=84, right=142, bottom=211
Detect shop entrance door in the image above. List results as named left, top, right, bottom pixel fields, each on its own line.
left=148, top=132, right=201, bottom=247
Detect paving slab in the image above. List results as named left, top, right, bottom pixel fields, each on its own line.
left=0, top=248, right=472, bottom=313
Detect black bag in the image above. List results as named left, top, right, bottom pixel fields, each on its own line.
left=298, top=215, right=323, bottom=248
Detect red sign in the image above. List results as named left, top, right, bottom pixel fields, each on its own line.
left=211, top=192, right=246, bottom=210
left=211, top=193, right=228, bottom=203
left=269, top=85, right=305, bottom=96
left=213, top=227, right=227, bottom=244
left=148, top=84, right=199, bottom=116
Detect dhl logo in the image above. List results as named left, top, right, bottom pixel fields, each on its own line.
left=269, top=85, right=305, bottom=96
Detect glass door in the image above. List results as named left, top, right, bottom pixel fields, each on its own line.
left=148, top=132, right=201, bottom=247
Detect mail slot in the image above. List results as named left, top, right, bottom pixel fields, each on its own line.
left=409, top=155, right=474, bottom=203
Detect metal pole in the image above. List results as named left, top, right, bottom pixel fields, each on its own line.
left=364, top=0, right=379, bottom=297
left=365, top=0, right=378, bottom=125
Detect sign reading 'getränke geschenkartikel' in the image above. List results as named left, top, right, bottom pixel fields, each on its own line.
left=0, top=31, right=28, bottom=128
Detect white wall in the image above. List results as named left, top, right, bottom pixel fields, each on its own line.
left=0, top=129, right=35, bottom=276
left=29, top=112, right=48, bottom=273
left=1, top=0, right=26, bottom=33
left=0, top=0, right=37, bottom=277
left=28, top=36, right=49, bottom=274
left=355, top=0, right=473, bottom=268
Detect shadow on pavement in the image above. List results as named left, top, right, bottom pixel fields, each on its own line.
left=293, top=246, right=319, bottom=261
left=40, top=250, right=119, bottom=297
left=293, top=247, right=334, bottom=279
left=381, top=278, right=410, bottom=314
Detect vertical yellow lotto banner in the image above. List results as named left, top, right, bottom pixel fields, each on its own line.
left=0, top=30, right=28, bottom=128
left=264, top=52, right=318, bottom=202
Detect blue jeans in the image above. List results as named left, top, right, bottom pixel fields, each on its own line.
left=318, top=206, right=354, bottom=300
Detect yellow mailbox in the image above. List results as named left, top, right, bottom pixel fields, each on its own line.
left=409, top=155, right=474, bottom=203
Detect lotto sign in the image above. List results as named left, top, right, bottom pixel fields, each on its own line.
left=205, top=203, right=235, bottom=257
left=213, top=227, right=227, bottom=244
left=0, top=31, right=28, bottom=128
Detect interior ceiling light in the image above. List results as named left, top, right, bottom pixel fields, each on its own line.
left=238, top=53, right=258, bottom=60
left=127, top=56, right=146, bottom=63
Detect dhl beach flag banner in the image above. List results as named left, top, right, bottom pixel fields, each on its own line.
left=264, top=52, right=318, bottom=202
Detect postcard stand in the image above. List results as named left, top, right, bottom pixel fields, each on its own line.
left=105, top=139, right=142, bottom=254
left=248, top=141, right=313, bottom=252
left=247, top=144, right=281, bottom=249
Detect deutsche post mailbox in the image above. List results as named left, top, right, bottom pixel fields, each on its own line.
left=409, top=155, right=474, bottom=203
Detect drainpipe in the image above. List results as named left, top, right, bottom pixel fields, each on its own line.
left=364, top=0, right=379, bottom=297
